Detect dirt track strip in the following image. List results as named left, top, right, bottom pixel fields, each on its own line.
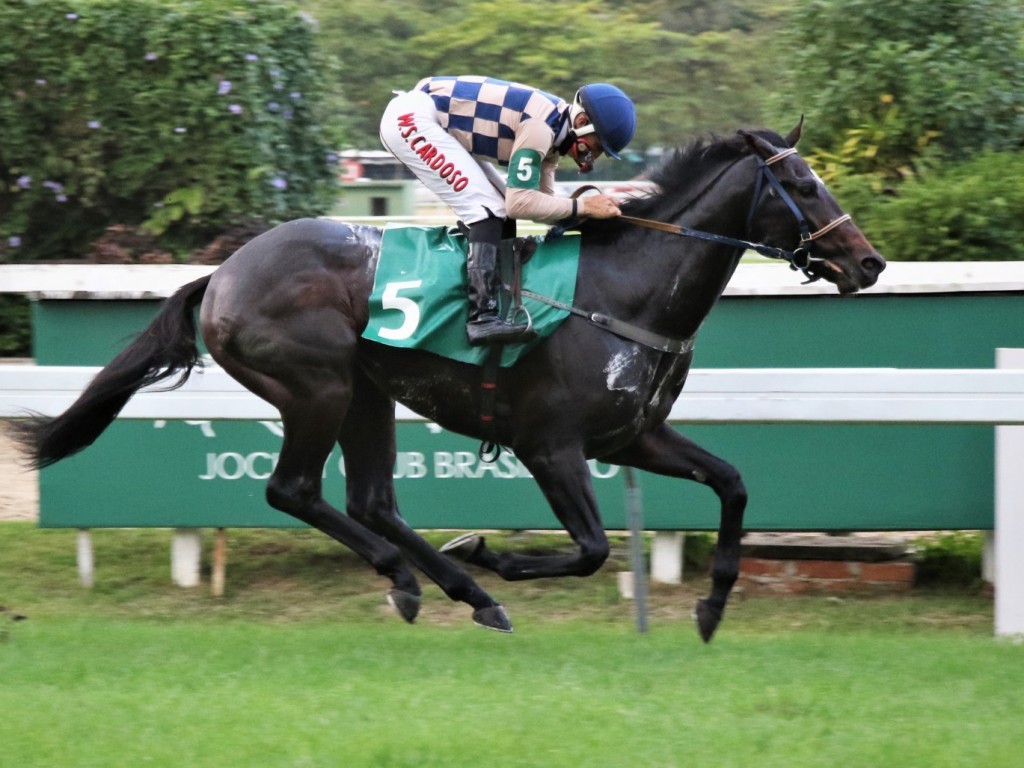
left=0, top=430, right=38, bottom=522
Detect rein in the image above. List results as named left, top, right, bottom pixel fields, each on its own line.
left=574, top=147, right=852, bottom=280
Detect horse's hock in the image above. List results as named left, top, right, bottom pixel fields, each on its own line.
left=737, top=534, right=915, bottom=595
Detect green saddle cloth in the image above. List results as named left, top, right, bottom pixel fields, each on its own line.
left=363, top=225, right=580, bottom=367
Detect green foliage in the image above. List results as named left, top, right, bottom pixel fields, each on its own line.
left=684, top=531, right=715, bottom=572
left=783, top=1, right=1024, bottom=262
left=775, top=0, right=1024, bottom=175
left=0, top=296, right=32, bottom=357
left=913, top=531, right=984, bottom=586
left=299, top=0, right=791, bottom=152
left=803, top=99, right=944, bottom=187
left=843, top=151, right=1024, bottom=262
left=643, top=0, right=780, bottom=34
left=142, top=185, right=205, bottom=237
left=0, top=0, right=339, bottom=261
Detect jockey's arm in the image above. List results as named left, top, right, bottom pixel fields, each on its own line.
left=504, top=120, right=620, bottom=224
left=504, top=120, right=575, bottom=225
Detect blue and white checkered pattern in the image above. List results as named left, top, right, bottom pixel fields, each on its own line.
left=416, top=76, right=567, bottom=166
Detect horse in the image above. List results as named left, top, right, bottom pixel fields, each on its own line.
left=10, top=122, right=884, bottom=642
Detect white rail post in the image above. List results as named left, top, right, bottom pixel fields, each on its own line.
left=982, top=531, right=996, bottom=585
left=650, top=532, right=684, bottom=585
left=76, top=529, right=94, bottom=588
left=995, top=349, right=1024, bottom=637
left=171, top=528, right=203, bottom=588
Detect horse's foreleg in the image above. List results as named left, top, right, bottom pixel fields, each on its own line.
left=264, top=397, right=422, bottom=622
left=339, top=374, right=511, bottom=631
left=444, top=447, right=611, bottom=582
left=602, top=424, right=747, bottom=643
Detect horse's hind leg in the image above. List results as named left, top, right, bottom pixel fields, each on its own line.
left=339, top=370, right=511, bottom=631
left=256, top=382, right=422, bottom=622
left=602, top=423, right=747, bottom=643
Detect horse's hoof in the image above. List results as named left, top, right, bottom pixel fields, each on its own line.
left=472, top=604, right=513, bottom=633
left=440, top=532, right=484, bottom=562
left=693, top=599, right=723, bottom=644
left=386, top=589, right=420, bottom=624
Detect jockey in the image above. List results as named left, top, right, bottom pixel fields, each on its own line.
left=380, top=75, right=637, bottom=345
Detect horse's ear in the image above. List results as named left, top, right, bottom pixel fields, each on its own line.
left=738, top=130, right=779, bottom=159
left=784, top=116, right=804, bottom=147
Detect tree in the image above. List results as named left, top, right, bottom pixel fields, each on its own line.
left=772, top=0, right=1024, bottom=175
left=300, top=0, right=789, bottom=155
left=0, top=0, right=339, bottom=262
left=294, top=0, right=435, bottom=149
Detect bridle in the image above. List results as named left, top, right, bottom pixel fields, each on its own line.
left=605, top=146, right=853, bottom=282
left=741, top=147, right=851, bottom=280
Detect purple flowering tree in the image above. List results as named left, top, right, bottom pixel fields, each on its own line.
left=0, top=0, right=340, bottom=261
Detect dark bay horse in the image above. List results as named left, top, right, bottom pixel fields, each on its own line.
left=12, top=124, right=884, bottom=641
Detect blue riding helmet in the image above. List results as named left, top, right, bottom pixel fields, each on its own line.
left=575, top=83, right=637, bottom=159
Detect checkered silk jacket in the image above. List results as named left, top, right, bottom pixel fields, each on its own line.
left=415, top=76, right=569, bottom=167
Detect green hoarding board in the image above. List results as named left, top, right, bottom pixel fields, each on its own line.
left=35, top=291, right=1024, bottom=530
left=39, top=418, right=991, bottom=531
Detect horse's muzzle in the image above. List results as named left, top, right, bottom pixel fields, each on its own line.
left=818, top=250, right=886, bottom=294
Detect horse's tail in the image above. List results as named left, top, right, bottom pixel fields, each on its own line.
left=10, top=274, right=212, bottom=469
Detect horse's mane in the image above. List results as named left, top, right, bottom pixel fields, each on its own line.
left=571, top=128, right=789, bottom=240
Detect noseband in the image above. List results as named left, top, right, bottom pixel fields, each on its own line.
left=612, top=146, right=852, bottom=282
left=746, top=147, right=852, bottom=279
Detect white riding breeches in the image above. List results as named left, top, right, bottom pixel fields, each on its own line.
left=380, top=90, right=507, bottom=225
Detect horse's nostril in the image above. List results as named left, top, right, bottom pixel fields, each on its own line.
left=863, top=255, right=886, bottom=275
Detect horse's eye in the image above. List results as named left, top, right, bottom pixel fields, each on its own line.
left=795, top=179, right=818, bottom=197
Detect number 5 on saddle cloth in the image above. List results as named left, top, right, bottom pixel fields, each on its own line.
left=364, top=225, right=580, bottom=367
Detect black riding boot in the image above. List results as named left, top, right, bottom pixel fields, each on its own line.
left=465, top=241, right=531, bottom=345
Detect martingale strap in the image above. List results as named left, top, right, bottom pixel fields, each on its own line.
left=521, top=289, right=695, bottom=355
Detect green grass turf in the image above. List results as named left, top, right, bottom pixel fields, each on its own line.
left=0, top=525, right=1020, bottom=767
